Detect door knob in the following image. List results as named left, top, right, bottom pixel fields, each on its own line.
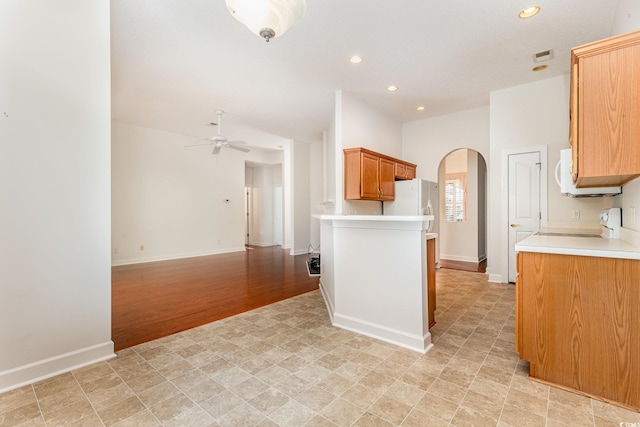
left=510, top=223, right=519, bottom=227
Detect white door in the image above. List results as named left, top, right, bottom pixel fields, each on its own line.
left=508, top=152, right=540, bottom=282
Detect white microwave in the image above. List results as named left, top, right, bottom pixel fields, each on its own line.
left=555, top=149, right=621, bottom=197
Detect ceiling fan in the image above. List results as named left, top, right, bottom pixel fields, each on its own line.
left=189, top=110, right=250, bottom=155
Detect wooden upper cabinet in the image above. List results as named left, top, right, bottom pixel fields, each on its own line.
left=571, top=29, right=640, bottom=187
left=344, top=148, right=404, bottom=201
left=395, top=161, right=417, bottom=180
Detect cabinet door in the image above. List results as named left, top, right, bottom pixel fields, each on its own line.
left=515, top=252, right=522, bottom=357
left=405, top=165, right=416, bottom=180
left=379, top=158, right=395, bottom=200
left=573, top=31, right=640, bottom=187
left=395, top=163, right=407, bottom=180
left=361, top=152, right=381, bottom=199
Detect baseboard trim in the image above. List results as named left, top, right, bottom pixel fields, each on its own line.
left=0, top=341, right=115, bottom=393
left=488, top=273, right=505, bottom=283
left=440, top=254, right=482, bottom=263
left=318, top=280, right=335, bottom=324
left=332, top=313, right=432, bottom=354
left=111, top=247, right=246, bottom=266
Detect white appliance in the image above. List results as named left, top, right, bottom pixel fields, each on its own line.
left=384, top=178, right=439, bottom=264
left=600, top=207, right=622, bottom=238
left=556, top=149, right=621, bottom=197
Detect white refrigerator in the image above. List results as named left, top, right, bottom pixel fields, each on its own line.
left=384, top=178, right=439, bottom=264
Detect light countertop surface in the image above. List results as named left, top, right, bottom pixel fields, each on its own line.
left=515, top=234, right=640, bottom=260
left=314, top=214, right=434, bottom=221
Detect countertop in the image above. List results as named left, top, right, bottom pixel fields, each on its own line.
left=314, top=214, right=434, bottom=221
left=515, top=234, right=640, bottom=260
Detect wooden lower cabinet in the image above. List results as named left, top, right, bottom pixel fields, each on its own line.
left=427, top=237, right=436, bottom=328
left=517, top=251, right=640, bottom=410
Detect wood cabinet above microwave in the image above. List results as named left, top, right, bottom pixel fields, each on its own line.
left=570, top=29, right=640, bottom=187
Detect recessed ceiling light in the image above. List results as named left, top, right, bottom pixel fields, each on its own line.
left=387, top=85, right=398, bottom=92
left=416, top=106, right=425, bottom=111
left=350, top=55, right=363, bottom=64
left=532, top=64, right=548, bottom=72
left=519, top=5, right=540, bottom=19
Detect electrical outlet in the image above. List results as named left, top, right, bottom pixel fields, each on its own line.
left=571, top=209, right=580, bottom=219
left=140, top=244, right=144, bottom=251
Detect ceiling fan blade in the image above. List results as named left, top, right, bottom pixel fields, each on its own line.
left=227, top=144, right=250, bottom=153
left=212, top=145, right=222, bottom=155
left=226, top=140, right=247, bottom=146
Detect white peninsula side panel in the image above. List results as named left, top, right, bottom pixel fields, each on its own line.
left=316, top=215, right=434, bottom=353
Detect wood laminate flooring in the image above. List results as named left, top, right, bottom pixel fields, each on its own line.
left=112, top=246, right=319, bottom=351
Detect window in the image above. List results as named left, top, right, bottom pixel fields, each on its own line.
left=445, top=173, right=466, bottom=222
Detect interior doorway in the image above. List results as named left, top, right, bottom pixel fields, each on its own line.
left=244, top=161, right=284, bottom=247
left=437, top=148, right=487, bottom=272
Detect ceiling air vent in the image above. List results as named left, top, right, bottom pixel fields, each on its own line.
left=533, top=49, right=554, bottom=63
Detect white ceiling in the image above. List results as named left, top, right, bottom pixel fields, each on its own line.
left=111, top=0, right=619, bottom=148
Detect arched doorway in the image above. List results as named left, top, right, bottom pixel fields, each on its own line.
left=437, top=148, right=488, bottom=272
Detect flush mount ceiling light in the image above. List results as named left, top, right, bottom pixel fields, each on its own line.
left=350, top=55, right=363, bottom=64
left=387, top=85, right=399, bottom=92
left=416, top=106, right=426, bottom=111
left=532, top=64, right=548, bottom=72
left=225, top=0, right=306, bottom=42
left=519, top=5, right=540, bottom=19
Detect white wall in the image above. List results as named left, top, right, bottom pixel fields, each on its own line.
left=336, top=91, right=404, bottom=215
left=403, top=106, right=490, bottom=183
left=488, top=75, right=615, bottom=282
left=291, top=140, right=311, bottom=254
left=612, top=0, right=640, bottom=34
left=309, top=140, right=324, bottom=250
left=0, top=0, right=113, bottom=391
left=112, top=122, right=247, bottom=264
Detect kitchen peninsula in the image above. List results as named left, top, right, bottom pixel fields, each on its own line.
left=316, top=214, right=436, bottom=353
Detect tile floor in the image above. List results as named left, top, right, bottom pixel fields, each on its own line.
left=2, top=269, right=639, bottom=426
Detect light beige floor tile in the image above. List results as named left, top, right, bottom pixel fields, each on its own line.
left=413, top=392, right=459, bottom=422
left=352, top=411, right=395, bottom=426
left=0, top=385, right=37, bottom=414
left=401, top=407, right=449, bottom=426
left=217, top=402, right=266, bottom=427
left=304, top=414, right=339, bottom=426
left=0, top=402, right=42, bottom=426
left=504, top=387, right=548, bottom=416
left=383, top=380, right=425, bottom=407
left=437, top=366, right=476, bottom=388
left=340, top=383, right=382, bottom=409
left=320, top=398, right=365, bottom=427
left=294, top=387, right=336, bottom=412
left=547, top=399, right=595, bottom=426
left=268, top=400, right=316, bottom=427
left=499, top=403, right=546, bottom=427
left=199, top=389, right=244, bottom=419
left=42, top=398, right=96, bottom=426
left=97, top=395, right=146, bottom=426
left=450, top=405, right=498, bottom=427
left=461, top=389, right=504, bottom=419
left=368, top=395, right=412, bottom=425
left=137, top=380, right=181, bottom=407
left=427, top=378, right=468, bottom=404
